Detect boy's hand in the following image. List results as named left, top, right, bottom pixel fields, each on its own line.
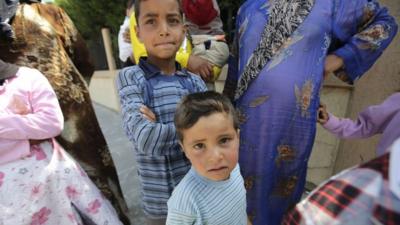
left=140, top=105, right=156, bottom=122
left=187, top=55, right=213, bottom=82
left=317, top=103, right=329, bottom=125
left=324, top=54, right=344, bottom=79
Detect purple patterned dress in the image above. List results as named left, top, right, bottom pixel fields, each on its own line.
left=223, top=0, right=398, bottom=224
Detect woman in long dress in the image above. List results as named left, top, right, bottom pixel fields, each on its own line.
left=223, top=0, right=398, bottom=224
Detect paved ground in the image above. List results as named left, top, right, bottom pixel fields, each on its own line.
left=93, top=103, right=146, bottom=225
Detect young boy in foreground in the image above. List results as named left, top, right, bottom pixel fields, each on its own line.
left=167, top=91, right=250, bottom=225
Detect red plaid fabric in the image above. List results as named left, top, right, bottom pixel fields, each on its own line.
left=283, top=152, right=400, bottom=225
left=307, top=179, right=362, bottom=218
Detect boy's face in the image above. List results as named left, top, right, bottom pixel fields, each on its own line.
left=136, top=0, right=185, bottom=61
left=181, top=112, right=239, bottom=181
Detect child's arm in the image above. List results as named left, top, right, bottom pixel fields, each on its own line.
left=0, top=69, right=64, bottom=140
left=166, top=209, right=197, bottom=225
left=321, top=95, right=399, bottom=139
left=190, top=72, right=209, bottom=92
left=187, top=54, right=214, bottom=82
left=117, top=68, right=179, bottom=155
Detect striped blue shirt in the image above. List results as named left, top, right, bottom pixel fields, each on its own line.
left=116, top=59, right=207, bottom=218
left=166, top=165, right=247, bottom=225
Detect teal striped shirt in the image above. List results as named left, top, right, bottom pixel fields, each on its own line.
left=167, top=164, right=247, bottom=225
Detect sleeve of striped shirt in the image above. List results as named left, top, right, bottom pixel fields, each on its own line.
left=190, top=73, right=208, bottom=92
left=116, top=67, right=177, bottom=155
left=166, top=209, right=197, bottom=225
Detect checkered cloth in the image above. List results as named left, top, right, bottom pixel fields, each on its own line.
left=283, top=140, right=400, bottom=225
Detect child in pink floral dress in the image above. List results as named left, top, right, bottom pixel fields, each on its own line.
left=0, top=60, right=123, bottom=225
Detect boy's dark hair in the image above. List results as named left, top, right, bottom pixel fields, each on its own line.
left=175, top=91, right=239, bottom=142
left=19, top=0, right=41, bottom=3
left=134, top=0, right=182, bottom=24
left=127, top=0, right=135, bottom=9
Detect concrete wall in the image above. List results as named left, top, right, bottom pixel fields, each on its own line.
left=89, top=70, right=121, bottom=112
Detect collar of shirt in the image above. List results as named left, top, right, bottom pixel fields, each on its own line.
left=138, top=57, right=188, bottom=80
left=389, top=138, right=400, bottom=199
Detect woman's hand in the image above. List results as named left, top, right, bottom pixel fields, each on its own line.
left=324, top=54, right=344, bottom=79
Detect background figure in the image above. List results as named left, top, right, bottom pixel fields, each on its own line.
left=282, top=138, right=400, bottom=225
left=0, top=0, right=18, bottom=41
left=128, top=0, right=226, bottom=88
left=118, top=0, right=135, bottom=67
left=0, top=1, right=130, bottom=224
left=182, top=0, right=229, bottom=89
left=318, top=92, right=400, bottom=156
left=0, top=61, right=123, bottom=225
left=223, top=0, right=397, bottom=224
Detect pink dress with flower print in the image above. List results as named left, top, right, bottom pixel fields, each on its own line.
left=0, top=68, right=123, bottom=225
